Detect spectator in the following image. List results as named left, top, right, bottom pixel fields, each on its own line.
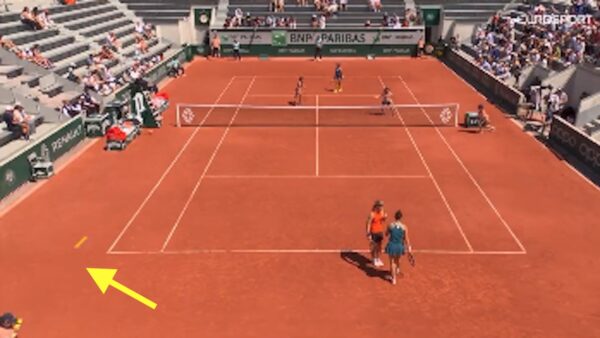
left=136, top=35, right=148, bottom=55
left=36, top=9, right=55, bottom=29
left=364, top=19, right=371, bottom=27
left=143, top=22, right=155, bottom=40
left=319, top=14, right=327, bottom=29
left=0, top=312, right=22, bottom=338
left=20, top=7, right=41, bottom=30
left=135, top=20, right=145, bottom=36
left=0, top=35, right=24, bottom=59
left=311, top=14, right=318, bottom=28
left=289, top=16, right=297, bottom=29
left=64, top=64, right=81, bottom=83
left=370, top=0, right=382, bottom=13
left=2, top=106, right=24, bottom=140
left=168, top=58, right=185, bottom=77
left=340, top=0, right=347, bottom=11
left=297, top=0, right=307, bottom=6
left=105, top=32, right=121, bottom=51
left=12, top=103, right=35, bottom=140
left=31, top=45, right=53, bottom=69
left=60, top=100, right=82, bottom=118
left=98, top=45, right=116, bottom=61
left=80, top=89, right=100, bottom=115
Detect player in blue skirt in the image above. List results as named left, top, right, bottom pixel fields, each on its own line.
left=385, top=209, right=411, bottom=285
left=333, top=63, right=343, bottom=93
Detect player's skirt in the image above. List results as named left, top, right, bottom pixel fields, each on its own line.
left=385, top=241, right=405, bottom=257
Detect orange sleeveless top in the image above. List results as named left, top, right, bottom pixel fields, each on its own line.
left=370, top=210, right=385, bottom=233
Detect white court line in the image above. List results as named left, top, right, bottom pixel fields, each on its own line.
left=204, top=175, right=429, bottom=179
left=397, top=75, right=527, bottom=253
left=107, top=248, right=526, bottom=255
left=160, top=77, right=257, bottom=252
left=315, top=94, right=319, bottom=176
left=378, top=76, right=475, bottom=253
left=106, top=77, right=238, bottom=254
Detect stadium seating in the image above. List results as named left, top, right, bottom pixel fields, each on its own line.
left=0, top=0, right=175, bottom=152
left=225, top=0, right=407, bottom=28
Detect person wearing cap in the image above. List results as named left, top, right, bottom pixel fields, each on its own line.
left=366, top=200, right=388, bottom=267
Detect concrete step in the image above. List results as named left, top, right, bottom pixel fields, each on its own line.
left=65, top=10, right=125, bottom=31
left=7, top=29, right=60, bottom=46
left=21, top=34, right=76, bottom=53
left=80, top=17, right=132, bottom=38
left=44, top=42, right=90, bottom=63
left=52, top=3, right=116, bottom=24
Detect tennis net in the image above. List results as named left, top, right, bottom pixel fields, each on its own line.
left=175, top=103, right=460, bottom=128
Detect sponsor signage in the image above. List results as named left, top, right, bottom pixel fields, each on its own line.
left=217, top=29, right=424, bottom=46
left=549, top=116, right=600, bottom=174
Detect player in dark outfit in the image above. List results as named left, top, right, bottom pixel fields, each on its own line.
left=385, top=210, right=411, bottom=285
left=333, top=64, right=343, bottom=93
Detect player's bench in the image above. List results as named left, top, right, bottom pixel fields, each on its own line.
left=105, top=122, right=141, bottom=151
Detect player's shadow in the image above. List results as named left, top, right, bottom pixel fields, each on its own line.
left=340, top=251, right=389, bottom=281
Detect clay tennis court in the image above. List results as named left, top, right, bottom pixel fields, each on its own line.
left=2, top=57, right=600, bottom=337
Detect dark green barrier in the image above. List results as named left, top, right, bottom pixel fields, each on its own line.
left=549, top=116, right=600, bottom=175
left=0, top=116, right=84, bottom=199
left=213, top=28, right=423, bottom=57
left=220, top=45, right=416, bottom=56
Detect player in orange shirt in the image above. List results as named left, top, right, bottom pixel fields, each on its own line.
left=366, top=200, right=388, bottom=267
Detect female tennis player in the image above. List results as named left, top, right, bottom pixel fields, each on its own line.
left=385, top=209, right=411, bottom=285
left=477, top=103, right=495, bottom=132
left=293, top=76, right=304, bottom=105
left=333, top=63, right=343, bottom=93
left=380, top=86, right=393, bottom=115
left=366, top=200, right=387, bottom=267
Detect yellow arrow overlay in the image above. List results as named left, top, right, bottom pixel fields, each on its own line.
left=86, top=268, right=157, bottom=310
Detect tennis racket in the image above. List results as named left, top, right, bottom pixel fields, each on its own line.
left=407, top=251, right=415, bottom=267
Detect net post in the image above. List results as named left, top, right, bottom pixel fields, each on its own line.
left=455, top=103, right=460, bottom=127
left=176, top=104, right=181, bottom=128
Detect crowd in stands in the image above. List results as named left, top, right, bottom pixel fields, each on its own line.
left=20, top=6, right=55, bottom=31
left=0, top=35, right=54, bottom=69
left=2, top=103, right=36, bottom=141
left=60, top=89, right=100, bottom=118
left=472, top=1, right=600, bottom=82
left=224, top=0, right=424, bottom=29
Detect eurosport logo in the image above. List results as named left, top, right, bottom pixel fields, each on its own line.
left=552, top=123, right=600, bottom=169
left=511, top=14, right=594, bottom=25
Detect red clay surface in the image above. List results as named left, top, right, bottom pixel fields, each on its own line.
left=1, top=57, right=600, bottom=338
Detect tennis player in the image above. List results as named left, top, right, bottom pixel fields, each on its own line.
left=293, top=76, right=304, bottom=105
left=477, top=104, right=495, bottom=132
left=333, top=63, right=343, bottom=93
left=366, top=200, right=387, bottom=267
left=380, top=86, right=393, bottom=115
left=385, top=210, right=411, bottom=285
